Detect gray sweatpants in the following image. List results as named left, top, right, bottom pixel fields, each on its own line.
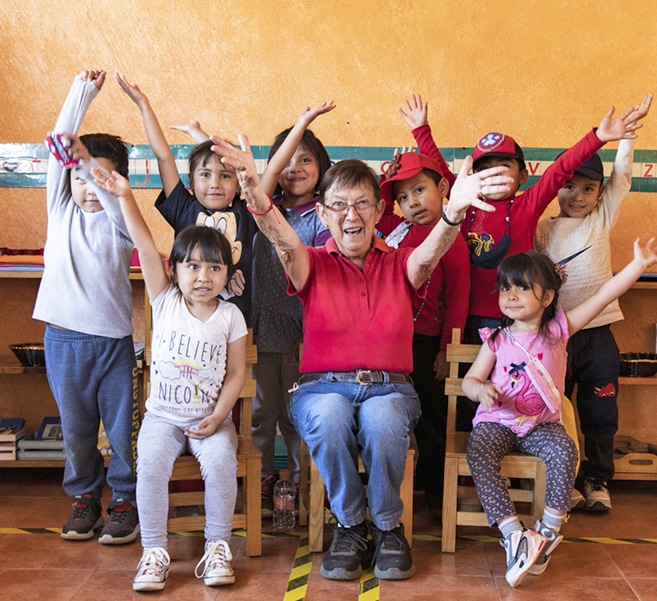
left=136, top=412, right=238, bottom=548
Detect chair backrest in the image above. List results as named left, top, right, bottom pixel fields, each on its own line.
left=444, top=328, right=481, bottom=438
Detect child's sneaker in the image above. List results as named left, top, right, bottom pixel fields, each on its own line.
left=500, top=528, right=546, bottom=588
left=61, top=494, right=103, bottom=540
left=570, top=488, right=586, bottom=511
left=195, top=539, right=235, bottom=586
left=528, top=520, right=564, bottom=575
left=98, top=501, right=140, bottom=545
left=133, top=547, right=170, bottom=592
left=583, top=477, right=612, bottom=511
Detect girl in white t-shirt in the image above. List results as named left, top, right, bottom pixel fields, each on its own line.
left=90, top=167, right=247, bottom=593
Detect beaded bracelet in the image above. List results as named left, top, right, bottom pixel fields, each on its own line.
left=441, top=209, right=465, bottom=227
left=247, top=196, right=275, bottom=216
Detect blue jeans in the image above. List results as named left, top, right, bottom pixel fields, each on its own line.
left=290, top=377, right=420, bottom=531
left=44, top=325, right=140, bottom=505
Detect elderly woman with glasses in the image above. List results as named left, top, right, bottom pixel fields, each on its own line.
left=211, top=135, right=511, bottom=582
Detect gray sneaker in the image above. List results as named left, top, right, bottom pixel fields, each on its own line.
left=370, top=523, right=415, bottom=580
left=528, top=520, right=563, bottom=575
left=61, top=494, right=103, bottom=540
left=320, top=522, right=370, bottom=580
left=500, top=528, right=546, bottom=588
left=570, top=488, right=586, bottom=511
left=99, top=502, right=140, bottom=545
left=583, top=478, right=612, bottom=511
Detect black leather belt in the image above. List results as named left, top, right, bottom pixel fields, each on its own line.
left=298, top=370, right=413, bottom=386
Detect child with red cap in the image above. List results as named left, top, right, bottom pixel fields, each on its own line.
left=378, top=151, right=469, bottom=517
left=535, top=94, right=652, bottom=513
left=399, top=94, right=648, bottom=429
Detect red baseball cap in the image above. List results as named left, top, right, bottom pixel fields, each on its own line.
left=472, top=132, right=524, bottom=168
left=379, top=152, right=446, bottom=204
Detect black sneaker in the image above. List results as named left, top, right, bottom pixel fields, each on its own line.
left=370, top=523, right=415, bottom=580
left=320, top=522, right=370, bottom=580
left=99, top=501, right=140, bottom=545
left=61, top=494, right=103, bottom=540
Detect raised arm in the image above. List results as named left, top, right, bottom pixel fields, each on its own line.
left=406, top=156, right=512, bottom=289
left=169, top=119, right=211, bottom=144
left=114, top=73, right=180, bottom=197
left=399, top=94, right=456, bottom=191
left=90, top=166, right=169, bottom=300
left=566, top=238, right=657, bottom=335
left=595, top=102, right=647, bottom=142
left=260, top=101, right=335, bottom=196
left=211, top=134, right=310, bottom=290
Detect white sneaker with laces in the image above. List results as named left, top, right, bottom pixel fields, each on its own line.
left=528, top=520, right=564, bottom=575
left=584, top=478, right=612, bottom=511
left=133, top=547, right=170, bottom=592
left=500, top=528, right=546, bottom=588
left=195, top=539, right=235, bottom=586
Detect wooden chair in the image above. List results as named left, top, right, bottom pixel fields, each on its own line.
left=166, top=329, right=262, bottom=557
left=441, top=328, right=546, bottom=553
left=298, top=433, right=416, bottom=553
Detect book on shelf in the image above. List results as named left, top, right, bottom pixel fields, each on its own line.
left=18, top=433, right=66, bottom=451
left=0, top=441, right=18, bottom=460
left=37, top=416, right=63, bottom=441
left=0, top=417, right=26, bottom=442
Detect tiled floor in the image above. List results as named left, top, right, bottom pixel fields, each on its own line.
left=1, top=468, right=656, bottom=600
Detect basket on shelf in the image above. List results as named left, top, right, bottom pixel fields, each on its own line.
left=9, top=343, right=45, bottom=368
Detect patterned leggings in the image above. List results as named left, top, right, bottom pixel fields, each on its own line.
left=467, top=421, right=578, bottom=527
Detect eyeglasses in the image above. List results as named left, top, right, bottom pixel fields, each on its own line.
left=322, top=199, right=378, bottom=215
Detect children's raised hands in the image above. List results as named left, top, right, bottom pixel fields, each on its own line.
left=633, top=237, right=657, bottom=271
left=399, top=94, right=428, bottom=130
left=114, top=72, right=149, bottom=108
left=596, top=104, right=647, bottom=142
left=298, top=100, right=336, bottom=126
left=624, top=93, right=653, bottom=128
left=169, top=119, right=210, bottom=143
left=79, top=70, right=106, bottom=90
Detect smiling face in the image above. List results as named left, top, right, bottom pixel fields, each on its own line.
left=392, top=171, right=448, bottom=226
left=70, top=156, right=117, bottom=213
left=317, top=183, right=384, bottom=269
left=557, top=173, right=603, bottom=218
left=191, top=154, right=239, bottom=211
left=278, top=144, right=320, bottom=206
left=474, top=156, right=527, bottom=200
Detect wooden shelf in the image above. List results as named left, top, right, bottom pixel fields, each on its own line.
left=0, top=269, right=144, bottom=280
left=619, top=376, right=657, bottom=386
left=0, top=357, right=46, bottom=374
left=0, top=458, right=111, bottom=468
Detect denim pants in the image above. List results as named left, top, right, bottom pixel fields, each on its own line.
left=290, top=377, right=421, bottom=531
left=44, top=325, right=140, bottom=505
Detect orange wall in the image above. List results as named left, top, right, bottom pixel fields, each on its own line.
left=1, top=0, right=656, bottom=265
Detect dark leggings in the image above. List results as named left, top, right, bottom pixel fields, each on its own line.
left=467, top=421, right=578, bottom=526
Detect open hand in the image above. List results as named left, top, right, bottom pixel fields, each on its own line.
left=399, top=94, right=428, bottom=130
